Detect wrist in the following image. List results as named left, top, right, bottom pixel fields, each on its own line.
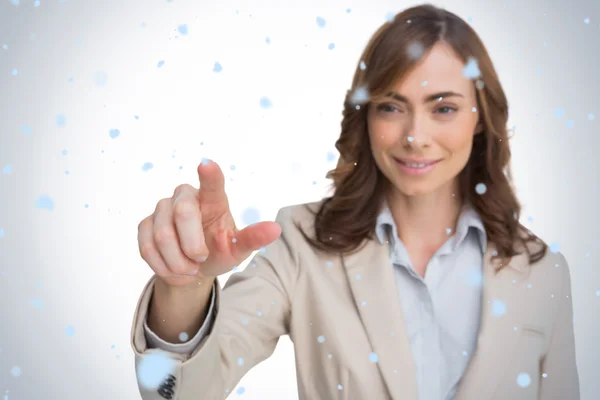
left=154, top=274, right=215, bottom=296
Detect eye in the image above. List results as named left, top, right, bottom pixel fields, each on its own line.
left=376, top=104, right=402, bottom=113
left=435, top=106, right=457, bottom=114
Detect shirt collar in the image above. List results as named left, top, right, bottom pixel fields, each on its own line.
left=375, top=198, right=487, bottom=254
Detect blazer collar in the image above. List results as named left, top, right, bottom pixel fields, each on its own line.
left=341, top=236, right=531, bottom=400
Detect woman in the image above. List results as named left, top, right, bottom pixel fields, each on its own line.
left=131, top=4, right=579, bottom=399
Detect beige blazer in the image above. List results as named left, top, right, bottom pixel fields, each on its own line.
left=131, top=200, right=580, bottom=400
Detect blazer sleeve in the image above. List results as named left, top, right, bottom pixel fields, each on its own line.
left=143, top=284, right=216, bottom=354
left=130, top=207, right=299, bottom=400
left=539, top=253, right=580, bottom=399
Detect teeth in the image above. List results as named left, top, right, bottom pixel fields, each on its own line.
left=403, top=162, right=428, bottom=168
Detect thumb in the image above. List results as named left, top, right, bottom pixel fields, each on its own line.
left=230, top=221, right=282, bottom=261
left=197, top=159, right=228, bottom=205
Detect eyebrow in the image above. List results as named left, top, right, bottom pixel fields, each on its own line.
left=385, top=91, right=465, bottom=104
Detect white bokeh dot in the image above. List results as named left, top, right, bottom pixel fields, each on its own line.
left=475, top=183, right=487, bottom=194
left=516, top=373, right=531, bottom=387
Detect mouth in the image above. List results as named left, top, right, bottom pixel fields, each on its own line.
left=393, top=157, right=442, bottom=175
left=394, top=158, right=442, bottom=167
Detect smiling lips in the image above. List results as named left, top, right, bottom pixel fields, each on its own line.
left=394, top=157, right=442, bottom=175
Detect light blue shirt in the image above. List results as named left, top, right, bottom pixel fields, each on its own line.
left=375, top=200, right=487, bottom=400
left=145, top=200, right=487, bottom=400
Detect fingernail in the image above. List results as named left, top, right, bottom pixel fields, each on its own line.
left=195, top=255, right=208, bottom=263
left=201, top=158, right=211, bottom=166
left=187, top=268, right=199, bottom=276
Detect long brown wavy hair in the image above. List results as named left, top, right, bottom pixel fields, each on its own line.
left=295, top=3, right=547, bottom=270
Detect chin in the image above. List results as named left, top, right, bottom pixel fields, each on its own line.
left=395, top=183, right=436, bottom=197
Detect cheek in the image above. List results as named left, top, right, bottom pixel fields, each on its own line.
left=371, top=133, right=400, bottom=150
left=369, top=122, right=403, bottom=149
left=436, top=127, right=475, bottom=155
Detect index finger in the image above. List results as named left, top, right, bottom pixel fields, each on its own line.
left=197, top=158, right=228, bottom=205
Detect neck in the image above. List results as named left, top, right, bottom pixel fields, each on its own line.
left=385, top=182, right=463, bottom=253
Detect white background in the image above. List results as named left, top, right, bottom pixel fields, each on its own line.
left=0, top=0, right=599, bottom=399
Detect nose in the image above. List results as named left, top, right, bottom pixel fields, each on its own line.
left=403, top=113, right=432, bottom=147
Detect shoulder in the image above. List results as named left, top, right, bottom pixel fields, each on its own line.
left=519, top=237, right=573, bottom=298
left=515, top=237, right=576, bottom=344
left=274, top=198, right=325, bottom=236
left=267, top=198, right=333, bottom=261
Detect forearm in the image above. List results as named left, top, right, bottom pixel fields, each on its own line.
left=147, top=276, right=216, bottom=344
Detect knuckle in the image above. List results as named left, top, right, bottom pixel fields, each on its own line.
left=174, top=183, right=195, bottom=197
left=155, top=198, right=170, bottom=211
left=138, top=242, right=155, bottom=261
left=153, top=228, right=176, bottom=245
left=137, top=216, right=150, bottom=232
left=172, top=200, right=197, bottom=219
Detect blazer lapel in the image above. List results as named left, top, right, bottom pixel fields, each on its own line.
left=456, top=243, right=532, bottom=400
left=342, top=238, right=418, bottom=400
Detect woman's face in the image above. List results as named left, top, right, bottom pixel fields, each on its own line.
left=367, top=42, right=483, bottom=199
